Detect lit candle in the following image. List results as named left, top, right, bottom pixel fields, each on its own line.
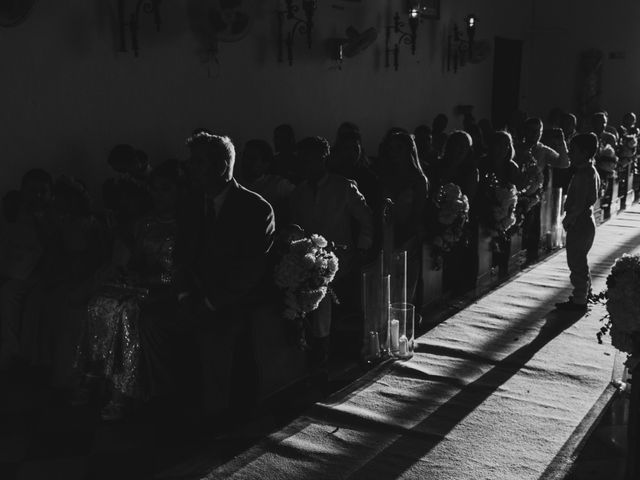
left=399, top=335, right=408, bottom=356
left=390, top=319, right=400, bottom=352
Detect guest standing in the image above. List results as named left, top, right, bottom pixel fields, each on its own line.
left=289, top=137, right=373, bottom=379
left=178, top=133, right=275, bottom=421
left=556, top=134, right=601, bottom=311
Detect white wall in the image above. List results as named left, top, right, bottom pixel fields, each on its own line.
left=0, top=0, right=531, bottom=198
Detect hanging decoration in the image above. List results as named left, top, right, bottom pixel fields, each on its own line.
left=117, top=0, right=162, bottom=57
left=446, top=14, right=482, bottom=73
left=276, top=0, right=318, bottom=66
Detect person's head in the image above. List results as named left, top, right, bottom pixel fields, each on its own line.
left=547, top=107, right=564, bottom=128
left=241, top=139, right=274, bottom=180
left=297, top=136, right=330, bottom=182
left=443, top=130, right=473, bottom=167
left=331, top=132, right=363, bottom=171
left=383, top=131, right=425, bottom=180
left=273, top=124, right=296, bottom=154
left=21, top=168, right=53, bottom=213
left=148, top=159, right=183, bottom=214
left=108, top=144, right=149, bottom=178
left=560, top=113, right=577, bottom=139
left=185, top=132, right=235, bottom=196
left=569, top=133, right=598, bottom=167
left=487, top=131, right=515, bottom=166
left=336, top=122, right=360, bottom=144
left=413, top=125, right=432, bottom=158
left=53, top=176, right=91, bottom=217
left=591, top=112, right=608, bottom=135
left=432, top=114, right=448, bottom=134
left=523, top=117, right=543, bottom=146
left=623, top=112, right=636, bottom=129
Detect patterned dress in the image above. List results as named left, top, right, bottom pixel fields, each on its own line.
left=77, top=216, right=177, bottom=399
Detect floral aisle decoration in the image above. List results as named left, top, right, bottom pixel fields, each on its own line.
left=517, top=152, right=544, bottom=214
left=592, top=253, right=640, bottom=478
left=480, top=173, right=518, bottom=240
left=594, top=254, right=640, bottom=358
left=274, top=228, right=340, bottom=349
left=428, top=183, right=470, bottom=269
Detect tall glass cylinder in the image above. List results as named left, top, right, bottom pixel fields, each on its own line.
left=389, top=302, right=414, bottom=360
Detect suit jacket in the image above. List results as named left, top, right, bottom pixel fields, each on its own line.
left=176, top=179, right=275, bottom=312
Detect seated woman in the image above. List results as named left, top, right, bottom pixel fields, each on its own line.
left=377, top=131, right=430, bottom=306
left=478, top=131, right=525, bottom=277
left=434, top=131, right=480, bottom=294
left=74, top=160, right=185, bottom=421
left=19, top=176, right=107, bottom=374
left=240, top=139, right=295, bottom=228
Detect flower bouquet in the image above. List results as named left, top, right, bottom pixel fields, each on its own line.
left=517, top=153, right=544, bottom=213
left=479, top=173, right=518, bottom=244
left=596, top=254, right=640, bottom=358
left=429, top=183, right=470, bottom=269
left=273, top=227, right=340, bottom=349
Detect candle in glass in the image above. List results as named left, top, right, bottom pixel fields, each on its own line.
left=399, top=335, right=408, bottom=357
left=390, top=319, right=400, bottom=352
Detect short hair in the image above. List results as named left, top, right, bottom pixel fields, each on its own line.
left=244, top=139, right=274, bottom=165
left=21, top=168, right=53, bottom=189
left=297, top=136, right=331, bottom=159
left=185, top=132, right=236, bottom=181
left=525, top=117, right=543, bottom=129
left=274, top=124, right=295, bottom=139
left=592, top=111, right=608, bottom=122
left=571, top=133, right=598, bottom=158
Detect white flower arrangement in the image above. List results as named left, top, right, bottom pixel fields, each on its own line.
left=518, top=153, right=544, bottom=212
left=429, top=183, right=470, bottom=269
left=481, top=173, right=518, bottom=238
left=273, top=232, right=339, bottom=323
left=596, top=254, right=640, bottom=356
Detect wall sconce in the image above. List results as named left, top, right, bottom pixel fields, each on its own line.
left=276, top=0, right=317, bottom=66
left=447, top=14, right=478, bottom=73
left=384, top=2, right=422, bottom=71
left=117, top=0, right=162, bottom=57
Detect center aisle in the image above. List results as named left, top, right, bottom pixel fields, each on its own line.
left=206, top=207, right=640, bottom=480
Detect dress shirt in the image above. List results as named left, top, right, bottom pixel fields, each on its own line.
left=563, top=161, right=601, bottom=229
left=290, top=173, right=373, bottom=250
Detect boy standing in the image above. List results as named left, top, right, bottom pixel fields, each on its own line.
left=556, top=133, right=601, bottom=311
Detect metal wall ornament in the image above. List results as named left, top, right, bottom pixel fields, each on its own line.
left=446, top=14, right=478, bottom=74
left=117, top=0, right=162, bottom=57
left=277, top=0, right=318, bottom=66
left=384, top=4, right=421, bottom=71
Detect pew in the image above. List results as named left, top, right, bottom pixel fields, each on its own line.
left=251, top=302, right=310, bottom=402
left=476, top=227, right=496, bottom=293
left=421, top=243, right=443, bottom=308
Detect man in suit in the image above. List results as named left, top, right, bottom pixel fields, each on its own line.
left=177, top=132, right=275, bottom=421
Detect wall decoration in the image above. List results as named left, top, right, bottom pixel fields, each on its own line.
left=0, top=0, right=37, bottom=27
left=117, top=0, right=162, bottom=57
left=187, top=0, right=254, bottom=72
left=333, top=26, right=377, bottom=69
left=419, top=0, right=439, bottom=20
left=276, top=0, right=317, bottom=66
left=384, top=7, right=421, bottom=71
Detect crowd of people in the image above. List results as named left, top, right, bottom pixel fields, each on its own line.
left=0, top=107, right=637, bottom=424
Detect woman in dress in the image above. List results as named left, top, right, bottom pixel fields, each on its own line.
left=435, top=131, right=480, bottom=294
left=377, top=131, right=429, bottom=307
left=74, top=160, right=185, bottom=420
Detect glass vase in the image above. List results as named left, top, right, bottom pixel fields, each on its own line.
left=389, top=302, right=414, bottom=360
